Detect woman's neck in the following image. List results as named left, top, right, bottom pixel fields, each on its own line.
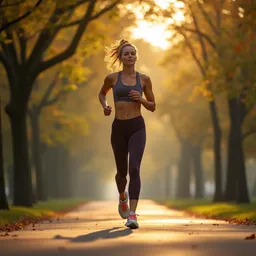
left=122, top=66, right=136, bottom=75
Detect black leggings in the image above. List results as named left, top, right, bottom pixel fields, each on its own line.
left=111, top=116, right=146, bottom=200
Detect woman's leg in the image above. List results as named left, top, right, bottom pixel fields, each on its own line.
left=128, top=127, right=146, bottom=213
left=111, top=125, right=128, bottom=196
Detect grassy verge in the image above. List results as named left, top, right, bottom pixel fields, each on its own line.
left=0, top=198, right=87, bottom=228
left=159, top=199, right=256, bottom=222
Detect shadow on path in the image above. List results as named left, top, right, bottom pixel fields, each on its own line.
left=54, top=227, right=132, bottom=243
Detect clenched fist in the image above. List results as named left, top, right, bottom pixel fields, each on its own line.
left=103, top=105, right=112, bottom=116
left=129, top=89, right=142, bottom=102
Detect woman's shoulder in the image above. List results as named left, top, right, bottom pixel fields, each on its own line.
left=105, top=72, right=119, bottom=81
left=138, top=72, right=151, bottom=82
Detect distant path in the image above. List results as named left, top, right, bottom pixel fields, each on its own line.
left=1, top=200, right=256, bottom=256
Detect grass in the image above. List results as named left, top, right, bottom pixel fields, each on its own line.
left=0, top=198, right=87, bottom=227
left=160, top=198, right=256, bottom=221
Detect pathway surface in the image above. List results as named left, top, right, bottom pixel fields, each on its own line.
left=1, top=200, right=256, bottom=256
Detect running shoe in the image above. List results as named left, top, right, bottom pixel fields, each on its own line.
left=118, top=191, right=130, bottom=219
left=125, top=213, right=139, bottom=229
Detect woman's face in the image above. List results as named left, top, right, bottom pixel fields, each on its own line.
left=120, top=46, right=137, bottom=66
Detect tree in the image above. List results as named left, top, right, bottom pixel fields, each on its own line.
left=159, top=0, right=255, bottom=203
left=157, top=52, right=210, bottom=199
left=0, top=0, right=43, bottom=34
left=0, top=0, right=121, bottom=206
left=0, top=97, right=9, bottom=210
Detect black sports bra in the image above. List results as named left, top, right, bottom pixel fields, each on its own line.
left=113, top=72, right=143, bottom=102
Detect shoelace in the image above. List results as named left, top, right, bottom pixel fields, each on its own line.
left=129, top=213, right=139, bottom=220
left=120, top=201, right=128, bottom=211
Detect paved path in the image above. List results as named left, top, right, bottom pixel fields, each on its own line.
left=1, top=200, right=256, bottom=256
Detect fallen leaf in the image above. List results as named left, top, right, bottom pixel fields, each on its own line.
left=0, top=232, right=9, bottom=237
left=245, top=234, right=255, bottom=240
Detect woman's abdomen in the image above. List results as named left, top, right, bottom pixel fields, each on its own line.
left=114, top=101, right=141, bottom=120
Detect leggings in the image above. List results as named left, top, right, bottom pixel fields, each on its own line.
left=111, top=115, right=146, bottom=200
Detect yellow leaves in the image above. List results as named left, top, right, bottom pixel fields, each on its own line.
left=63, top=84, right=78, bottom=91
left=4, top=39, right=13, bottom=44
left=40, top=106, right=89, bottom=146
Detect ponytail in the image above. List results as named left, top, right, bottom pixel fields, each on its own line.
left=104, top=39, right=137, bottom=72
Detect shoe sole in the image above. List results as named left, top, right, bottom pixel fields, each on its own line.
left=125, top=222, right=139, bottom=229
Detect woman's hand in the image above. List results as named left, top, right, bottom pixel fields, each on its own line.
left=103, top=105, right=112, bottom=116
left=129, top=89, right=142, bottom=102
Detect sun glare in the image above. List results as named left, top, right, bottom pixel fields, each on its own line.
left=132, top=21, right=173, bottom=50
left=127, top=0, right=185, bottom=50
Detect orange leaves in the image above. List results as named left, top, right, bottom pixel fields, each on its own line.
left=0, top=215, right=50, bottom=233
left=234, top=42, right=243, bottom=54
left=245, top=234, right=255, bottom=240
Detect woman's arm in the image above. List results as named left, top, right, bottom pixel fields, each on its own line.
left=99, top=74, right=114, bottom=116
left=140, top=75, right=156, bottom=112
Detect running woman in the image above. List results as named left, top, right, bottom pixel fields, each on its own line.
left=98, top=39, right=156, bottom=229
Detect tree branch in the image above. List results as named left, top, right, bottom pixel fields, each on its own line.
left=36, top=0, right=98, bottom=73
left=38, top=69, right=60, bottom=109
left=89, top=0, right=120, bottom=21
left=178, top=28, right=205, bottom=77
left=0, top=50, right=9, bottom=70
left=243, top=129, right=256, bottom=140
left=0, top=0, right=26, bottom=8
left=189, top=4, right=208, bottom=62
left=196, top=0, right=220, bottom=35
left=4, top=30, right=19, bottom=68
left=59, top=0, right=121, bottom=29
left=180, top=26, right=217, bottom=51
left=42, top=90, right=66, bottom=107
left=0, top=0, right=43, bottom=33
left=16, top=28, right=26, bottom=64
left=27, top=7, right=68, bottom=66
left=216, top=0, right=224, bottom=30
left=28, top=0, right=88, bottom=67
left=0, top=50, right=17, bottom=91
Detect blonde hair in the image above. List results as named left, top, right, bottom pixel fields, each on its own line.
left=104, top=39, right=137, bottom=72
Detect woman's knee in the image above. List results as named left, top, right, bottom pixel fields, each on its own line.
left=129, top=166, right=140, bottom=180
left=116, top=172, right=126, bottom=180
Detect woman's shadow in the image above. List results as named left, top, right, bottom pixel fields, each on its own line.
left=54, top=227, right=132, bottom=243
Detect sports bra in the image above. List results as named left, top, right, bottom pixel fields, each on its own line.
left=113, top=71, right=143, bottom=102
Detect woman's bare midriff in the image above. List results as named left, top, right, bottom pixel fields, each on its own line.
left=114, top=101, right=142, bottom=120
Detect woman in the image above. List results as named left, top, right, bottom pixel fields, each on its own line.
left=98, top=39, right=156, bottom=229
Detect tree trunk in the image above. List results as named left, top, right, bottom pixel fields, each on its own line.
left=29, top=109, right=47, bottom=201
left=176, top=139, right=192, bottom=198
left=58, top=146, right=73, bottom=198
left=5, top=102, right=33, bottom=207
left=209, top=101, right=223, bottom=202
left=0, top=98, right=9, bottom=210
left=44, top=145, right=61, bottom=198
left=252, top=177, right=256, bottom=197
left=225, top=98, right=250, bottom=203
left=7, top=165, right=14, bottom=200
left=165, top=164, right=171, bottom=199
left=225, top=123, right=238, bottom=201
left=191, top=144, right=204, bottom=198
